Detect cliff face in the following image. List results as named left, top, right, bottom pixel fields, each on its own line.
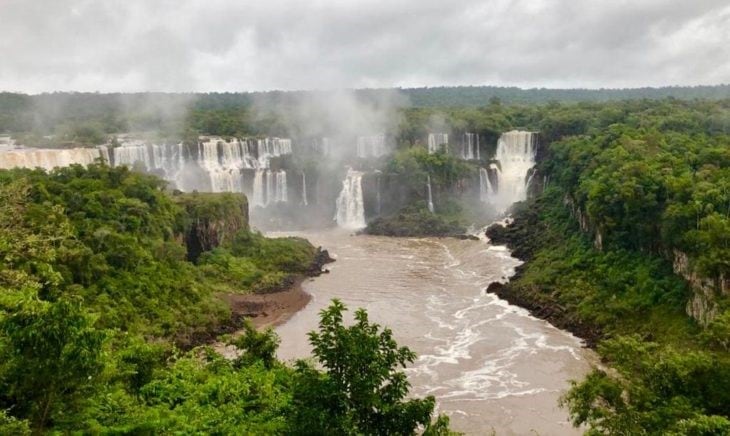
left=673, top=250, right=730, bottom=326
left=175, top=192, right=249, bottom=262
left=561, top=193, right=726, bottom=326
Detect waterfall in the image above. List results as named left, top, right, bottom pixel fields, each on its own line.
left=486, top=130, right=537, bottom=212
left=479, top=168, right=491, bottom=202
left=1, top=136, right=295, bottom=207
left=426, top=174, right=434, bottom=213
left=110, top=136, right=290, bottom=199
left=356, top=134, right=387, bottom=158
left=462, top=133, right=476, bottom=160
left=197, top=138, right=245, bottom=192
left=114, top=142, right=151, bottom=170
left=476, top=134, right=480, bottom=160
left=335, top=168, right=366, bottom=229
left=301, top=172, right=308, bottom=206
left=253, top=169, right=288, bottom=207
left=0, top=147, right=102, bottom=170
left=97, top=145, right=111, bottom=164
left=428, top=133, right=448, bottom=154
left=253, top=169, right=265, bottom=207
left=265, top=170, right=275, bottom=205
left=256, top=137, right=291, bottom=167
left=275, top=170, right=288, bottom=203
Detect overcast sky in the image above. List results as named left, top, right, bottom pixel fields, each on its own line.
left=1, top=0, right=729, bottom=93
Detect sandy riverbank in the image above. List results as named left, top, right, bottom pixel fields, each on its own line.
left=219, top=276, right=313, bottom=329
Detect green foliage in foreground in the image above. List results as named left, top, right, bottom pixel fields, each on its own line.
left=1, top=298, right=453, bottom=434
left=0, top=166, right=451, bottom=434
left=561, top=337, right=730, bottom=435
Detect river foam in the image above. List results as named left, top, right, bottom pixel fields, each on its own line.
left=273, top=230, right=595, bottom=435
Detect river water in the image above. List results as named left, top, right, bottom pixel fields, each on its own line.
left=273, top=229, right=595, bottom=435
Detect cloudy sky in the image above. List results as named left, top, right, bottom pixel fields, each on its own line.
left=1, top=0, right=729, bottom=93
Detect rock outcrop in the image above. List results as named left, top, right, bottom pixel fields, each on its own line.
left=673, top=250, right=730, bottom=326
left=175, top=192, right=249, bottom=262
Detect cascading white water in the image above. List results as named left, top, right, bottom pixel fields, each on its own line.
left=265, top=170, right=275, bottom=205
left=256, top=138, right=292, bottom=168
left=356, top=134, right=387, bottom=158
left=476, top=133, right=480, bottom=160
left=0, top=147, right=103, bottom=170
left=114, top=142, right=151, bottom=170
left=335, top=168, right=366, bottom=229
left=462, top=133, right=478, bottom=160
left=479, top=168, right=491, bottom=202
left=198, top=138, right=245, bottom=193
left=487, top=130, right=537, bottom=213
left=251, top=169, right=288, bottom=207
left=0, top=136, right=293, bottom=207
left=428, top=133, right=449, bottom=154
left=109, top=136, right=290, bottom=202
left=301, top=172, right=308, bottom=206
left=275, top=170, right=288, bottom=203
left=97, top=145, right=111, bottom=164
left=427, top=174, right=435, bottom=213
left=252, top=169, right=266, bottom=207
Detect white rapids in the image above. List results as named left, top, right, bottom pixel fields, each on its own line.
left=273, top=230, right=596, bottom=435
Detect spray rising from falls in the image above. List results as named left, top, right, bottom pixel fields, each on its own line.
left=335, top=168, right=366, bottom=229
left=301, top=172, right=308, bottom=206
left=356, top=134, right=387, bottom=158
left=0, top=147, right=104, bottom=170
left=484, top=130, right=537, bottom=213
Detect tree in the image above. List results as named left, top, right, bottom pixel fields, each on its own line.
left=0, top=295, right=106, bottom=432
left=560, top=336, right=730, bottom=435
left=290, top=299, right=454, bottom=435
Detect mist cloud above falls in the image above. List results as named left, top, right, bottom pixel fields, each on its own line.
left=1, top=0, right=729, bottom=93
left=256, top=90, right=405, bottom=137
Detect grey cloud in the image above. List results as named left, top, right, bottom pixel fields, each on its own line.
left=0, top=0, right=728, bottom=92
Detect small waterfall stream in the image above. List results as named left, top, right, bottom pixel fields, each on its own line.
left=301, top=172, right=308, bottom=206
left=427, top=174, right=435, bottom=213
left=479, top=167, right=491, bottom=202
left=462, top=133, right=477, bottom=160
left=253, top=170, right=265, bottom=207
left=428, top=133, right=449, bottom=154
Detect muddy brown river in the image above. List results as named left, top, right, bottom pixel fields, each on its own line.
left=272, top=229, right=596, bottom=435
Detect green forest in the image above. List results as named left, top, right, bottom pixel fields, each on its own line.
left=0, top=91, right=729, bottom=434
left=487, top=99, right=730, bottom=434
left=0, top=165, right=451, bottom=434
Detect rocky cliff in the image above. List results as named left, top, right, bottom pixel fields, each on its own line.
left=175, top=192, right=249, bottom=262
